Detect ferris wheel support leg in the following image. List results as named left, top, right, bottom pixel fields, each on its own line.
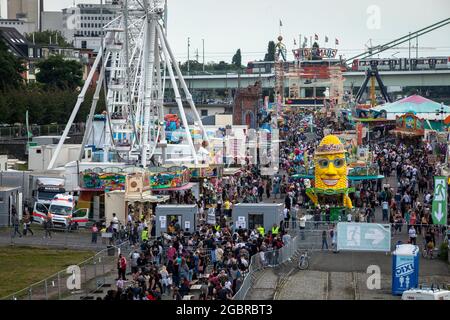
left=78, top=63, right=106, bottom=161
left=157, top=25, right=198, bottom=165
left=47, top=47, right=104, bottom=170
left=158, top=25, right=209, bottom=144
left=141, top=17, right=157, bottom=168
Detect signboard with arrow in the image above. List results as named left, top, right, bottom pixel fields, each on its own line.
left=337, top=222, right=391, bottom=252
left=431, top=176, right=447, bottom=225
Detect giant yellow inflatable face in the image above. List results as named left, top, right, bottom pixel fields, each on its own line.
left=314, top=135, right=348, bottom=190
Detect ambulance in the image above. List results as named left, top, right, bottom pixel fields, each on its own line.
left=48, top=194, right=89, bottom=229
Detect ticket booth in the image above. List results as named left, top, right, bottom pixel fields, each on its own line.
left=232, top=203, right=284, bottom=233
left=155, top=204, right=197, bottom=236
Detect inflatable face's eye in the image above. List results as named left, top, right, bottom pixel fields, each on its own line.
left=333, top=158, right=345, bottom=168
left=318, top=159, right=329, bottom=168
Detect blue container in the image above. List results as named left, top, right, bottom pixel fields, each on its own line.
left=392, top=244, right=420, bottom=295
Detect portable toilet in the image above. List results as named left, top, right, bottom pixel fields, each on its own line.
left=392, top=244, right=420, bottom=295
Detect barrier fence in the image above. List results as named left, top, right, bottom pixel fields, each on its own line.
left=0, top=123, right=85, bottom=140
left=234, top=221, right=449, bottom=300
left=2, top=241, right=131, bottom=300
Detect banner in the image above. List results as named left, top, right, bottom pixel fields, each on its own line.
left=431, top=176, right=447, bottom=225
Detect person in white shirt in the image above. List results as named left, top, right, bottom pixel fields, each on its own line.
left=408, top=226, right=417, bottom=245
left=347, top=212, right=352, bottom=222
left=111, top=213, right=119, bottom=237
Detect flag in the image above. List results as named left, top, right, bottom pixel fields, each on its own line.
left=315, top=34, right=318, bottom=41
left=279, top=20, right=283, bottom=27
left=335, top=38, right=339, bottom=45
left=26, top=110, right=32, bottom=139
left=325, top=36, right=329, bottom=43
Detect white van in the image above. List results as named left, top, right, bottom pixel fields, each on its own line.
left=49, top=194, right=89, bottom=229
left=402, top=288, right=450, bottom=300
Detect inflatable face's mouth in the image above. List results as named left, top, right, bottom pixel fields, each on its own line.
left=321, top=179, right=339, bottom=187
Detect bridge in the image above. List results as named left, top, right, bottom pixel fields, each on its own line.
left=165, top=70, right=450, bottom=91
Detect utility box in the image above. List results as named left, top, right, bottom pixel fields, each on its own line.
left=392, top=244, right=420, bottom=295
left=232, top=203, right=284, bottom=233
left=155, top=205, right=197, bottom=236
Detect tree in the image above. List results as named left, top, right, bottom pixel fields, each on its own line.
left=264, top=41, right=276, bottom=61
left=36, top=55, right=83, bottom=90
left=0, top=38, right=25, bottom=90
left=26, top=30, right=71, bottom=47
left=232, top=49, right=242, bottom=68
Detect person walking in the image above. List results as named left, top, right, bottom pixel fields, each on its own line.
left=117, top=254, right=127, bottom=281
left=321, top=230, right=328, bottom=250
left=23, top=212, right=34, bottom=236
left=11, top=209, right=22, bottom=238
left=91, top=223, right=98, bottom=243
left=408, top=225, right=417, bottom=245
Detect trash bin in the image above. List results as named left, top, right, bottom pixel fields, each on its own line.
left=107, top=245, right=115, bottom=257
left=392, top=244, right=419, bottom=295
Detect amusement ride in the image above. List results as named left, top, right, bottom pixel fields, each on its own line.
left=48, top=0, right=209, bottom=170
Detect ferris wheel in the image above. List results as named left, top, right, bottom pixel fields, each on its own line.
left=48, top=0, right=208, bottom=169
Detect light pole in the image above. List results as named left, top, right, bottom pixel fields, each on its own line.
left=187, top=37, right=190, bottom=75
left=202, top=39, right=205, bottom=73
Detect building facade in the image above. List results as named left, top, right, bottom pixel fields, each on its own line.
left=233, top=82, right=262, bottom=129
left=41, top=11, right=64, bottom=33
left=62, top=1, right=120, bottom=52
left=7, top=0, right=42, bottom=31
left=0, top=18, right=36, bottom=35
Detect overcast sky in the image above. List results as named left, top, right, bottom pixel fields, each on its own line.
left=1, top=0, right=450, bottom=63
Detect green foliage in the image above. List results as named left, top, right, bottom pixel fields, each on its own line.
left=232, top=49, right=242, bottom=68
left=36, top=55, right=83, bottom=90
left=264, top=41, right=276, bottom=61
left=180, top=60, right=240, bottom=73
left=0, top=86, right=104, bottom=125
left=0, top=38, right=26, bottom=90
left=439, top=242, right=448, bottom=261
left=25, top=30, right=72, bottom=47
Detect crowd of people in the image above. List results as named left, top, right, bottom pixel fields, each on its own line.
left=101, top=217, right=294, bottom=300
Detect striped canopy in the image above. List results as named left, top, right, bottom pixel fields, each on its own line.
left=371, top=95, right=450, bottom=120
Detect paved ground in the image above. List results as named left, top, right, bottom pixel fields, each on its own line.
left=0, top=225, right=113, bottom=251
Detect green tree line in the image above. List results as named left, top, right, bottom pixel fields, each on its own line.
left=0, top=38, right=105, bottom=125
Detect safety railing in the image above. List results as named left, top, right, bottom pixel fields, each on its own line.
left=1, top=241, right=130, bottom=300
left=233, top=235, right=301, bottom=300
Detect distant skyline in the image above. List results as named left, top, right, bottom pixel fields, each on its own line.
left=1, top=0, right=450, bottom=63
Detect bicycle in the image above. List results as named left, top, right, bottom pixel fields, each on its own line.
left=422, top=245, right=434, bottom=259
left=298, top=250, right=310, bottom=270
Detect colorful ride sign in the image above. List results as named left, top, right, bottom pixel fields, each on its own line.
left=431, top=176, right=447, bottom=225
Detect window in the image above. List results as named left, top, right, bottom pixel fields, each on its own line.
left=201, top=110, right=208, bottom=117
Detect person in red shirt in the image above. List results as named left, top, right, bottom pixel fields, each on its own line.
left=117, top=254, right=127, bottom=280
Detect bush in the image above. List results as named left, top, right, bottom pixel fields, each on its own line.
left=438, top=242, right=448, bottom=261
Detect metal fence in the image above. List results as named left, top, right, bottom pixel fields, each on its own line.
left=1, top=241, right=131, bottom=301
left=233, top=234, right=303, bottom=300
left=0, top=123, right=85, bottom=140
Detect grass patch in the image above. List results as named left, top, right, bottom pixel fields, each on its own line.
left=0, top=246, right=94, bottom=298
